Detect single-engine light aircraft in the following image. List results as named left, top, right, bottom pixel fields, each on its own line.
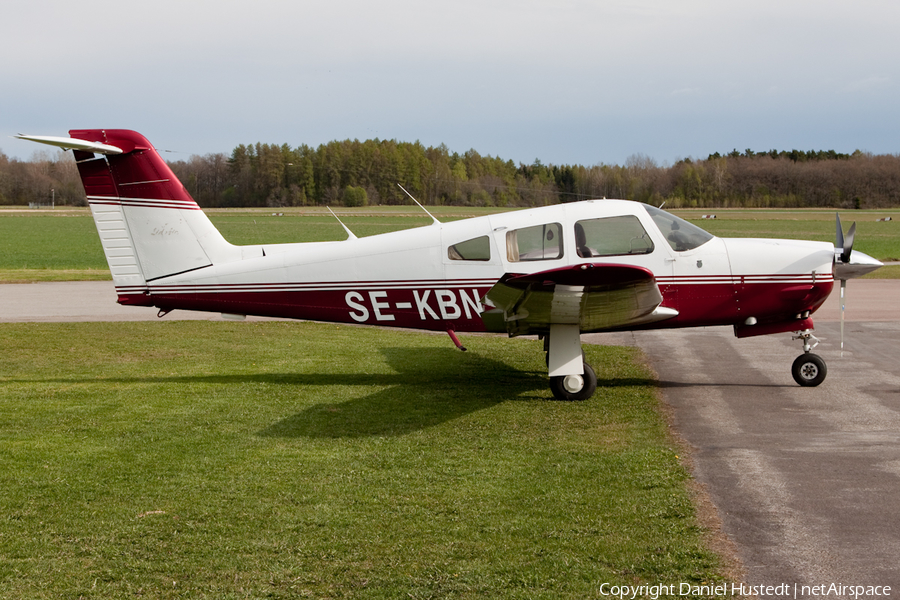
left=17, top=130, right=884, bottom=400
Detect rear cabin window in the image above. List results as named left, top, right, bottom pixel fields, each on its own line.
left=507, top=223, right=563, bottom=262
left=448, top=235, right=491, bottom=261
left=574, top=216, right=654, bottom=257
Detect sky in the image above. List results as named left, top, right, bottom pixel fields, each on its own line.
left=2, top=0, right=898, bottom=166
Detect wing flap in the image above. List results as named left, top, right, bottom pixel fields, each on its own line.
left=485, top=263, right=677, bottom=335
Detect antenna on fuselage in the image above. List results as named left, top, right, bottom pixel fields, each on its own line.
left=326, top=207, right=357, bottom=240
left=397, top=184, right=440, bottom=225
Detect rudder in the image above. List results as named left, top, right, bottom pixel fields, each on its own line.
left=67, top=130, right=238, bottom=303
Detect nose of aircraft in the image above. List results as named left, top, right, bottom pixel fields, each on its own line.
left=723, top=237, right=836, bottom=280
left=833, top=249, right=883, bottom=280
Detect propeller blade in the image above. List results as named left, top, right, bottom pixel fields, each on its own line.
left=842, top=221, right=856, bottom=263
left=836, top=212, right=844, bottom=251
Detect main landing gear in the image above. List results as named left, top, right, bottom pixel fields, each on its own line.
left=542, top=324, right=598, bottom=401
left=549, top=363, right=597, bottom=401
left=791, top=330, right=827, bottom=387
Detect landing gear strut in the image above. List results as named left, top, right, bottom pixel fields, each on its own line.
left=543, top=324, right=598, bottom=401
left=791, top=330, right=827, bottom=387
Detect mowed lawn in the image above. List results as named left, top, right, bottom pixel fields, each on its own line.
left=0, top=321, right=724, bottom=599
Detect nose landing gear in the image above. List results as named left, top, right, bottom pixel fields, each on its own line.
left=791, top=330, right=827, bottom=387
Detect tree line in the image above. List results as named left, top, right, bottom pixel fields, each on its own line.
left=3, top=140, right=900, bottom=209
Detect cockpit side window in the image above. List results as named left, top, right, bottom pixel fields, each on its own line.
left=643, top=204, right=714, bottom=252
left=574, top=216, right=654, bottom=258
left=506, top=222, right=563, bottom=262
left=448, top=235, right=491, bottom=261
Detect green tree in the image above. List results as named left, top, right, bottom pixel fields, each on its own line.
left=343, top=185, right=368, bottom=207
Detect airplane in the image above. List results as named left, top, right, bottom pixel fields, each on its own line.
left=16, top=129, right=884, bottom=400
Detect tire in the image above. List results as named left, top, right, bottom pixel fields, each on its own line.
left=550, top=362, right=598, bottom=401
left=792, top=353, right=827, bottom=387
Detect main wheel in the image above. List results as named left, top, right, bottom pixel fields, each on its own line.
left=792, top=353, right=827, bottom=387
left=550, top=362, right=597, bottom=401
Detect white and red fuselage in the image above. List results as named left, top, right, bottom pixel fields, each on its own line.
left=113, top=202, right=836, bottom=339
left=48, top=128, right=835, bottom=339
left=21, top=128, right=883, bottom=398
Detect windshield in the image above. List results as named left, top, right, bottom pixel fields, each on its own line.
left=643, top=204, right=714, bottom=252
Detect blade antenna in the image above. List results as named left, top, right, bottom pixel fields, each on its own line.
left=398, top=184, right=440, bottom=225
left=327, top=207, right=357, bottom=240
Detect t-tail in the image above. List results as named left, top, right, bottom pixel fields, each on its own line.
left=15, top=130, right=243, bottom=306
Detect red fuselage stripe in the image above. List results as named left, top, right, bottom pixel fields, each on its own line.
left=116, top=277, right=833, bottom=333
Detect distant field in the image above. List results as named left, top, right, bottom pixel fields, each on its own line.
left=0, top=207, right=453, bottom=276
left=674, top=208, right=900, bottom=262
left=0, top=321, right=727, bottom=598
left=1, top=206, right=897, bottom=281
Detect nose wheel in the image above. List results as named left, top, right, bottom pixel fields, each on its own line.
left=792, top=353, right=827, bottom=386
left=791, top=330, right=827, bottom=387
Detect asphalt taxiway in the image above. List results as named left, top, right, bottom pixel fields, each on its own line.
left=593, top=281, right=900, bottom=595
left=4, top=279, right=900, bottom=595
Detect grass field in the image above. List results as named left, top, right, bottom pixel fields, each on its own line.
left=1, top=206, right=898, bottom=281
left=674, top=208, right=900, bottom=262
left=0, top=321, right=726, bottom=599
left=0, top=208, right=441, bottom=279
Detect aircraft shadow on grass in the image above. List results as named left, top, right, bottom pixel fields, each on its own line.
left=26, top=345, right=654, bottom=439
left=259, top=346, right=543, bottom=439
left=257, top=346, right=656, bottom=439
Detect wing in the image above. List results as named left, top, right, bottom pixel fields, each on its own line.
left=483, top=263, right=678, bottom=336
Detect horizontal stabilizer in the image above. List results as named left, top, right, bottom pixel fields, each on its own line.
left=14, top=134, right=123, bottom=155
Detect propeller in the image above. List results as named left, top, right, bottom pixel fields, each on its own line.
left=833, top=213, right=883, bottom=354
left=839, top=277, right=848, bottom=354
left=835, top=213, right=856, bottom=263
left=836, top=213, right=852, bottom=353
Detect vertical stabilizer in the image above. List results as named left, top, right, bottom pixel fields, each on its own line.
left=62, top=130, right=239, bottom=303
